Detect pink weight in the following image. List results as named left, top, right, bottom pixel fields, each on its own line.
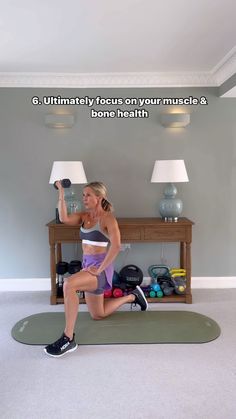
left=113, top=288, right=123, bottom=298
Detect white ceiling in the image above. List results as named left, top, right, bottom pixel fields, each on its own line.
left=1, top=0, right=236, bottom=93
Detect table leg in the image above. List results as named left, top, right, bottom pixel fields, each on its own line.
left=185, top=242, right=192, bottom=303
left=56, top=243, right=62, bottom=263
left=50, top=244, right=57, bottom=305
left=180, top=242, right=186, bottom=269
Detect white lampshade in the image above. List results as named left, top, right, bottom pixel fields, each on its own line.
left=151, top=160, right=189, bottom=183
left=49, top=161, right=87, bottom=184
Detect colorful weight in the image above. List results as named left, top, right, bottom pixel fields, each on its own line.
left=160, top=282, right=174, bottom=296
left=104, top=289, right=112, bottom=298
left=169, top=268, right=186, bottom=294
left=148, top=265, right=170, bottom=281
left=113, top=288, right=124, bottom=298
left=151, top=283, right=161, bottom=292
left=139, top=286, right=150, bottom=297
left=150, top=282, right=163, bottom=297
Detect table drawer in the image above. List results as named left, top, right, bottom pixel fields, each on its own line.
left=120, top=227, right=141, bottom=240
left=144, top=226, right=186, bottom=241
left=54, top=228, right=81, bottom=241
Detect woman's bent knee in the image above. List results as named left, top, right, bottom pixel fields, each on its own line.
left=63, top=272, right=98, bottom=295
left=90, top=313, right=104, bottom=321
left=63, top=278, right=76, bottom=294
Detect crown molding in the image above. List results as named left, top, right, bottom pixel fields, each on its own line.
left=0, top=49, right=235, bottom=88
left=211, top=46, right=236, bottom=85
left=0, top=71, right=218, bottom=88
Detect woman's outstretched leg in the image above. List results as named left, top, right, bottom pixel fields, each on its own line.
left=44, top=271, right=98, bottom=357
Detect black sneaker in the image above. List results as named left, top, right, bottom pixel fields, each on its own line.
left=130, top=285, right=148, bottom=311
left=44, top=333, right=78, bottom=358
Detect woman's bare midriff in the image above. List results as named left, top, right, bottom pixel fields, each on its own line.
left=82, top=243, right=108, bottom=255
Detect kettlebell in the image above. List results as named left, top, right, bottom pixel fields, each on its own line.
left=158, top=276, right=175, bottom=296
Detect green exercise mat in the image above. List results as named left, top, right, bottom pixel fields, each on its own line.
left=11, top=311, right=220, bottom=345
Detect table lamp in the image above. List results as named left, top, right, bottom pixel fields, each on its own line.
left=49, top=161, right=87, bottom=222
left=151, top=160, right=189, bottom=222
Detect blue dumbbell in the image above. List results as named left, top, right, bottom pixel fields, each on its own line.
left=151, top=283, right=163, bottom=298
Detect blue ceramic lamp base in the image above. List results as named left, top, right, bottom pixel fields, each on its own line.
left=159, top=183, right=183, bottom=222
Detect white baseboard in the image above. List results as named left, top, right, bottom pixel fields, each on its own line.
left=0, top=277, right=236, bottom=292
left=0, top=278, right=51, bottom=292
left=192, top=277, right=236, bottom=289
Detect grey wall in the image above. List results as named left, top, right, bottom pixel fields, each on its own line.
left=0, top=87, right=236, bottom=278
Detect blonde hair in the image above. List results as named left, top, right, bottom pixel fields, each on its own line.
left=84, top=181, right=113, bottom=212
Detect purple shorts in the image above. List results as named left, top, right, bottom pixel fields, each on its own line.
left=82, top=253, right=114, bottom=295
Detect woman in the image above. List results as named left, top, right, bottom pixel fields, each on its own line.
left=44, top=181, right=148, bottom=357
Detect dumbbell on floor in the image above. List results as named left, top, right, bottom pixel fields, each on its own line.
left=158, top=278, right=175, bottom=296
left=68, top=260, right=82, bottom=274
left=56, top=261, right=68, bottom=297
left=104, top=288, right=124, bottom=298
left=113, top=288, right=124, bottom=298
left=104, top=289, right=113, bottom=298
left=151, top=283, right=163, bottom=298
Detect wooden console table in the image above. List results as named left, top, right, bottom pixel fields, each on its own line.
left=47, top=217, right=194, bottom=305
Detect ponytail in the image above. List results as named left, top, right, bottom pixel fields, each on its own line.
left=84, top=181, right=114, bottom=212
left=101, top=197, right=113, bottom=212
